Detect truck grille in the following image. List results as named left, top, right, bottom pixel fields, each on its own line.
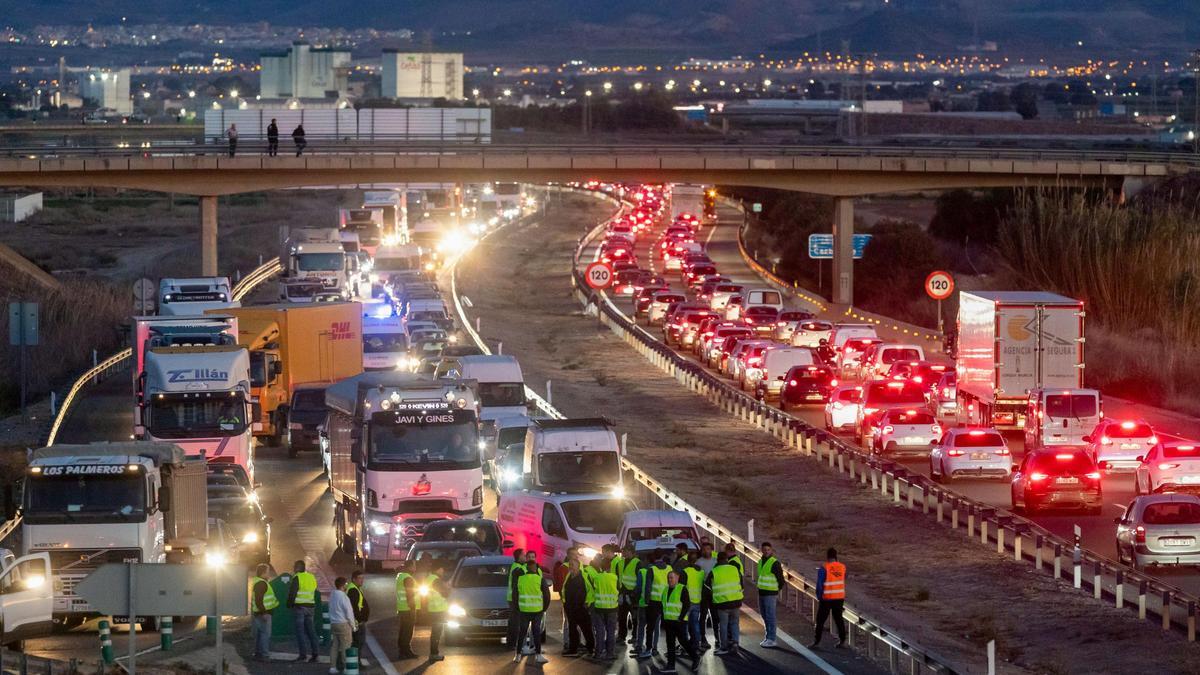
left=40, top=548, right=143, bottom=573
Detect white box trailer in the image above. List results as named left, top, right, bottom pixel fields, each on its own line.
left=956, top=291, right=1085, bottom=429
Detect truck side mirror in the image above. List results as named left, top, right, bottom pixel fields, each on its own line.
left=271, top=361, right=283, bottom=378
left=158, top=486, right=172, bottom=513
left=350, top=442, right=362, bottom=464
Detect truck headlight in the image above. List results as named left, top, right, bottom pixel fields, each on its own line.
left=448, top=604, right=466, bottom=617
left=500, top=467, right=518, bottom=484
left=578, top=546, right=599, bottom=562
left=611, top=485, right=626, bottom=499
left=370, top=520, right=391, bottom=536
left=242, top=531, right=259, bottom=544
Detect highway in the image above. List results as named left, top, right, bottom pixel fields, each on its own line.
left=32, top=209, right=858, bottom=674
left=598, top=196, right=1200, bottom=600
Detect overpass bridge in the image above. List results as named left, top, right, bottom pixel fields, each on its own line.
left=0, top=141, right=1192, bottom=303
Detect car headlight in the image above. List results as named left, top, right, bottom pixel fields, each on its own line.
left=242, top=531, right=259, bottom=544
left=611, top=485, right=626, bottom=499
left=500, top=467, right=518, bottom=484
left=417, top=584, right=430, bottom=597
left=448, top=604, right=466, bottom=617
left=578, top=546, right=599, bottom=562
left=370, top=520, right=391, bottom=536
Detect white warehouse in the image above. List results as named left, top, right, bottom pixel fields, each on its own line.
left=260, top=42, right=352, bottom=100
left=78, top=69, right=132, bottom=114
left=381, top=51, right=464, bottom=100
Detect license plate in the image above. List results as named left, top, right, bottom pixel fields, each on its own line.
left=970, top=452, right=990, bottom=460
left=806, top=394, right=824, bottom=400
left=1056, top=477, right=1079, bottom=485
left=1182, top=476, right=1200, bottom=485
left=482, top=619, right=507, bottom=627
left=1120, top=443, right=1140, bottom=450
left=903, top=437, right=924, bottom=445
left=1161, top=537, right=1195, bottom=547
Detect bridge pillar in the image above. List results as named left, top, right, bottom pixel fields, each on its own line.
left=200, top=195, right=218, bottom=276
left=831, top=197, right=854, bottom=305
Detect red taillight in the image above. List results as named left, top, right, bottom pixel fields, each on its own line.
left=946, top=449, right=965, bottom=457
left=788, top=379, right=798, bottom=387
left=1149, top=436, right=1159, bottom=445
left=882, top=425, right=894, bottom=435
left=1158, top=463, right=1179, bottom=471
left=1085, top=471, right=1102, bottom=480
left=1029, top=472, right=1049, bottom=482
left=942, top=387, right=952, bottom=397
left=913, top=376, right=923, bottom=384
left=830, top=379, right=839, bottom=387
left=1135, top=526, right=1146, bottom=544
left=844, top=346, right=852, bottom=353
left=777, top=321, right=787, bottom=326
left=1100, top=436, right=1112, bottom=445
left=996, top=448, right=1011, bottom=456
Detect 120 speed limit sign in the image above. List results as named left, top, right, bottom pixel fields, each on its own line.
left=925, top=270, right=954, bottom=300
left=585, top=262, right=615, bottom=289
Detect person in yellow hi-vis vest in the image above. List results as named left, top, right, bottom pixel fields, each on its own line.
left=511, top=552, right=550, bottom=664
left=394, top=559, right=418, bottom=660
left=286, top=560, right=320, bottom=663
left=250, top=563, right=277, bottom=662
left=757, top=542, right=784, bottom=649
left=705, top=551, right=744, bottom=657
left=505, top=548, right=525, bottom=653
left=811, top=547, right=847, bottom=649
left=660, top=570, right=698, bottom=673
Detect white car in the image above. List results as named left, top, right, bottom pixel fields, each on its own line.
left=824, top=385, right=863, bottom=432
left=874, top=408, right=942, bottom=458
left=730, top=342, right=772, bottom=386
left=1135, top=442, right=1200, bottom=494
left=1084, top=419, right=1158, bottom=473
left=709, top=284, right=745, bottom=311
left=790, top=320, right=834, bottom=348
left=647, top=292, right=687, bottom=325
left=930, top=428, right=1013, bottom=482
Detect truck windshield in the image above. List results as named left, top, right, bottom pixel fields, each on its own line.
left=376, top=257, right=420, bottom=271
left=538, top=452, right=620, bottom=489
left=148, top=393, right=248, bottom=438
left=497, top=426, right=527, bottom=449
left=364, top=334, right=407, bottom=353
left=478, top=383, right=525, bottom=408
left=369, top=411, right=480, bottom=469
left=560, top=498, right=635, bottom=533
left=24, top=474, right=147, bottom=523
left=296, top=253, right=344, bottom=272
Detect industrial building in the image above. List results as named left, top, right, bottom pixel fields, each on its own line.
left=78, top=69, right=132, bottom=114
left=0, top=193, right=43, bottom=223
left=260, top=42, right=352, bottom=100
left=381, top=51, right=464, bottom=100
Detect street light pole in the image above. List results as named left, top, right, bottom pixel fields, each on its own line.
left=583, top=90, right=593, bottom=136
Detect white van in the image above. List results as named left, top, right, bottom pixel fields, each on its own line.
left=522, top=418, right=623, bottom=494
left=362, top=310, right=408, bottom=371
left=488, top=414, right=531, bottom=490
left=1024, top=388, right=1102, bottom=450
left=497, top=491, right=638, bottom=566
left=742, top=288, right=785, bottom=312
left=829, top=323, right=879, bottom=350
left=616, top=510, right=700, bottom=552
left=438, top=354, right=527, bottom=421
left=750, top=346, right=817, bottom=398
left=859, top=343, right=926, bottom=380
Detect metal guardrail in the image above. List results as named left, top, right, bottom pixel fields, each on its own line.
left=232, top=257, right=282, bottom=301
left=569, top=186, right=1200, bottom=652
left=2, top=140, right=1199, bottom=168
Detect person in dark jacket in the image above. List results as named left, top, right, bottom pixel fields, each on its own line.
left=292, top=124, right=307, bottom=156
left=560, top=558, right=594, bottom=655
left=347, top=570, right=370, bottom=653
left=266, top=118, right=279, bottom=156
left=660, top=570, right=698, bottom=673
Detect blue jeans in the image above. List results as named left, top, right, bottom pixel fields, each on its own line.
left=633, top=607, right=647, bottom=652
left=686, top=606, right=702, bottom=650
left=759, top=594, right=777, bottom=641
left=293, top=605, right=319, bottom=658
left=717, top=608, right=740, bottom=649
left=252, top=613, right=272, bottom=658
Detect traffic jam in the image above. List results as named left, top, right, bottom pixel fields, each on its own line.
left=582, top=181, right=1200, bottom=577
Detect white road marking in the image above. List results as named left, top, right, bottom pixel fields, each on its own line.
left=366, top=627, right=401, bottom=675
left=739, top=605, right=843, bottom=675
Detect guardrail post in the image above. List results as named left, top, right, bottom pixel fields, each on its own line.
left=921, top=485, right=929, bottom=514
left=966, top=505, right=974, bottom=539
left=936, top=492, right=944, bottom=523
left=1054, top=544, right=1062, bottom=580
left=951, top=499, right=959, bottom=529
left=1115, top=570, right=1124, bottom=609
left=837, top=453, right=845, bottom=474
left=979, top=511, right=988, bottom=544
left=1093, top=562, right=1103, bottom=600
left=893, top=476, right=902, bottom=503
left=1073, top=547, right=1082, bottom=589
left=1163, top=591, right=1173, bottom=631
left=1139, top=580, right=1147, bottom=619
left=1035, top=535, right=1043, bottom=571
left=995, top=521, right=1005, bottom=554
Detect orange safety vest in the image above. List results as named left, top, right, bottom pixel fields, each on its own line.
left=821, top=562, right=846, bottom=600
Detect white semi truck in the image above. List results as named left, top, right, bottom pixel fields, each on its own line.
left=133, top=316, right=255, bottom=479
left=17, top=443, right=208, bottom=627
left=956, top=291, right=1087, bottom=430
left=325, top=373, right=483, bottom=571
left=280, top=227, right=349, bottom=301
left=158, top=277, right=239, bottom=316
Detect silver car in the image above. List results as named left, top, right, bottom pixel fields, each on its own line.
left=930, top=428, right=1013, bottom=481
left=1116, top=494, right=1200, bottom=569
left=445, top=555, right=515, bottom=643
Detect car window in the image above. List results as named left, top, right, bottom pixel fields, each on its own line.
left=453, top=563, right=511, bottom=589
left=888, top=410, right=936, bottom=425
left=1163, top=445, right=1200, bottom=459
left=1142, top=502, right=1200, bottom=525
left=837, top=388, right=862, bottom=403
left=953, top=432, right=1005, bottom=447
left=865, top=382, right=927, bottom=404
left=1028, top=453, right=1095, bottom=474
left=1106, top=422, right=1153, bottom=439
left=1045, top=394, right=1098, bottom=419
left=541, top=503, right=567, bottom=538
left=422, top=522, right=501, bottom=550
left=749, top=291, right=782, bottom=305
left=559, top=499, right=635, bottom=534
left=882, top=348, right=922, bottom=363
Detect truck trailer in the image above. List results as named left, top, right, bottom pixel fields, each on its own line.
left=956, top=291, right=1086, bottom=429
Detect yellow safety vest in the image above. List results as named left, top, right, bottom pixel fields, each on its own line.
left=506, top=562, right=525, bottom=602
left=635, top=568, right=650, bottom=608
left=683, top=567, right=703, bottom=607
left=517, top=569, right=544, bottom=613
left=424, top=573, right=449, bottom=613
left=620, top=557, right=641, bottom=591
left=710, top=564, right=743, bottom=604
left=294, top=572, right=317, bottom=606
left=728, top=555, right=745, bottom=577
left=610, top=554, right=624, bottom=578
left=661, top=583, right=685, bottom=621
left=252, top=577, right=278, bottom=612
left=345, top=581, right=364, bottom=610
left=649, top=565, right=669, bottom=602
left=756, top=556, right=780, bottom=592
left=395, top=572, right=415, bottom=612
left=581, top=566, right=596, bottom=606
left=593, top=571, right=619, bottom=610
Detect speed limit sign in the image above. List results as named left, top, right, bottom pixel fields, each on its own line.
left=924, top=270, right=954, bottom=300
left=585, top=261, right=615, bottom=290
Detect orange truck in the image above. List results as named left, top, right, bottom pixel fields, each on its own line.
left=215, top=303, right=363, bottom=453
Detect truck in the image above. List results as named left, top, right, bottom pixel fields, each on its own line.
left=522, top=418, right=624, bottom=495
left=17, top=443, right=208, bottom=628
left=217, top=303, right=364, bottom=452
left=956, top=291, right=1086, bottom=429
left=340, top=208, right=384, bottom=256
left=670, top=184, right=707, bottom=221
left=325, top=372, right=483, bottom=571
left=133, top=315, right=255, bottom=478
left=435, top=355, right=526, bottom=425
left=362, top=190, right=408, bottom=242
left=280, top=227, right=348, bottom=300
left=371, top=244, right=426, bottom=294
left=158, top=277, right=238, bottom=316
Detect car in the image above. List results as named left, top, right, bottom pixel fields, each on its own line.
left=676, top=311, right=717, bottom=349
left=929, top=428, right=1012, bottom=482
left=750, top=346, right=817, bottom=398
left=858, top=343, right=926, bottom=380
left=709, top=284, right=746, bottom=311
left=928, top=370, right=958, bottom=415
left=206, top=485, right=272, bottom=564
left=616, top=510, right=700, bottom=552
left=825, top=385, right=864, bottom=431
left=837, top=337, right=883, bottom=374
left=701, top=325, right=751, bottom=364
left=404, top=540, right=485, bottom=572
left=445, top=555, right=518, bottom=643
left=206, top=461, right=254, bottom=494
left=1084, top=419, right=1158, bottom=473
left=1011, top=449, right=1103, bottom=515
left=741, top=288, right=784, bottom=313
left=873, top=408, right=942, bottom=457
left=1135, top=442, right=1200, bottom=495
left=634, top=286, right=670, bottom=318
left=421, top=519, right=512, bottom=556
left=647, top=292, right=687, bottom=325
left=857, top=380, right=930, bottom=443
left=790, top=320, right=834, bottom=348
left=497, top=491, right=638, bottom=567
left=742, top=307, right=780, bottom=336
left=612, top=269, right=643, bottom=296
left=780, top=365, right=838, bottom=411
left=723, top=295, right=746, bottom=321
left=1116, top=495, right=1200, bottom=570
left=727, top=340, right=772, bottom=382
left=773, top=311, right=816, bottom=342
left=885, top=360, right=947, bottom=388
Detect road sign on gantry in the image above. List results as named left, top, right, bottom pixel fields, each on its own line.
left=585, top=261, right=614, bottom=289
left=924, top=270, right=955, bottom=300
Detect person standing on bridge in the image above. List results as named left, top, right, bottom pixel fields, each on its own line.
left=286, top=560, right=320, bottom=663
left=616, top=542, right=639, bottom=646
left=757, top=542, right=784, bottom=649
left=346, top=570, right=370, bottom=655
left=250, top=563, right=277, bottom=663
left=266, top=118, right=279, bottom=156
left=560, top=556, right=593, bottom=656
left=226, top=123, right=238, bottom=157
left=811, top=547, right=847, bottom=649
left=394, top=559, right=418, bottom=660
left=293, top=123, right=307, bottom=156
